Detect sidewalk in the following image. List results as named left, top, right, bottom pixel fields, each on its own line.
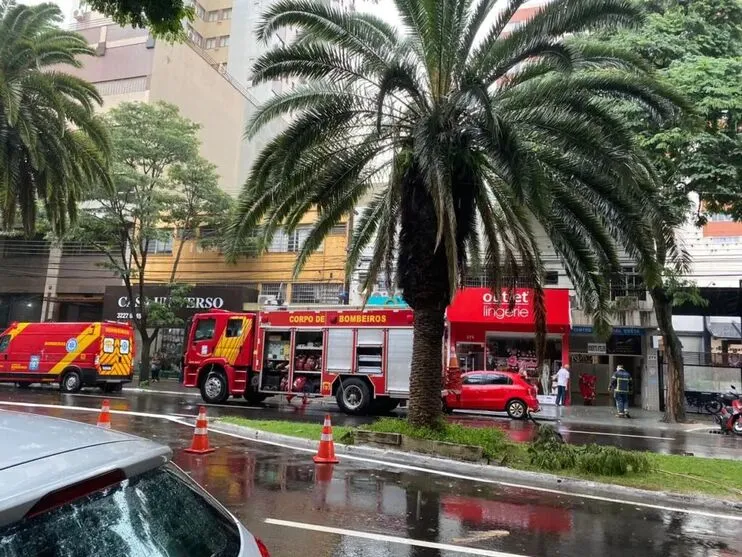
left=535, top=404, right=713, bottom=432
left=125, top=379, right=715, bottom=433
left=125, top=378, right=196, bottom=396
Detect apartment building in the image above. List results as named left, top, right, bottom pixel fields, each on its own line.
left=0, top=10, right=350, bottom=330
left=183, top=0, right=356, bottom=103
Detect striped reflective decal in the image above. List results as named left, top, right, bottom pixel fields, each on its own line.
left=49, top=324, right=102, bottom=375
left=212, top=318, right=253, bottom=364
left=98, top=337, right=133, bottom=377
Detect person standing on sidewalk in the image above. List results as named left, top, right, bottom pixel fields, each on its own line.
left=610, top=364, right=633, bottom=418
left=554, top=364, right=570, bottom=406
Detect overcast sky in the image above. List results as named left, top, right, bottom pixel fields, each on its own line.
left=22, top=0, right=78, bottom=22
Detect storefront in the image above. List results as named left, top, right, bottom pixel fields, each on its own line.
left=102, top=284, right=259, bottom=367
left=569, top=326, right=646, bottom=405
left=446, top=288, right=571, bottom=398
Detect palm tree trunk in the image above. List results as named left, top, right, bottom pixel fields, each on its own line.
left=398, top=167, right=450, bottom=428
left=651, top=286, right=686, bottom=423
left=409, top=307, right=445, bottom=426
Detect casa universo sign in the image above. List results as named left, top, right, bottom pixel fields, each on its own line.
left=102, top=285, right=258, bottom=322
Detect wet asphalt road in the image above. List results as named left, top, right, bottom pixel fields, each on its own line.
left=0, top=383, right=739, bottom=460
left=2, top=392, right=741, bottom=557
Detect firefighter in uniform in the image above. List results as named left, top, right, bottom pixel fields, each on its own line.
left=610, top=364, right=633, bottom=418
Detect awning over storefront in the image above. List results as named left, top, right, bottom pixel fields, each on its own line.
left=446, top=287, right=571, bottom=333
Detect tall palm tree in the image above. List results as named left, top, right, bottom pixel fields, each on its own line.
left=0, top=0, right=110, bottom=236
left=229, top=0, right=686, bottom=427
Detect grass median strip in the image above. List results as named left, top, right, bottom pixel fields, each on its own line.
left=219, top=416, right=742, bottom=499
left=219, top=417, right=352, bottom=442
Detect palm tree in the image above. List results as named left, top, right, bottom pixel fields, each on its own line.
left=229, top=0, right=686, bottom=427
left=0, top=0, right=110, bottom=236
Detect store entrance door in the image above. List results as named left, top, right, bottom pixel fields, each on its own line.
left=612, top=354, right=642, bottom=406
left=456, top=343, right=484, bottom=372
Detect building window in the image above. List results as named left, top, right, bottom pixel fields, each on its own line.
left=194, top=3, right=205, bottom=19
left=708, top=213, right=734, bottom=222
left=545, top=271, right=559, bottom=285
left=146, top=231, right=173, bottom=255
left=207, top=10, right=218, bottom=21
left=186, top=24, right=203, bottom=47
left=261, top=283, right=287, bottom=302
left=610, top=266, right=647, bottom=301
left=329, top=224, right=346, bottom=236
left=267, top=227, right=314, bottom=253
left=218, top=35, right=230, bottom=47
left=205, top=37, right=216, bottom=49
left=62, top=242, right=101, bottom=257
left=291, top=283, right=342, bottom=304
left=220, top=8, right=232, bottom=19
left=1, top=237, right=48, bottom=258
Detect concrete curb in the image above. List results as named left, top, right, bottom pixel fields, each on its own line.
left=211, top=421, right=742, bottom=517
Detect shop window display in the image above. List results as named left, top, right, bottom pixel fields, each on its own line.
left=485, top=335, right=562, bottom=393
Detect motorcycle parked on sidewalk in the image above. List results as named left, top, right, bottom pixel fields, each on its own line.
left=705, top=386, right=742, bottom=436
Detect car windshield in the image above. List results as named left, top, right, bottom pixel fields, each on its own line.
left=0, top=464, right=241, bottom=557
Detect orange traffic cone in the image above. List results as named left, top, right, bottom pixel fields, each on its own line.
left=97, top=399, right=111, bottom=429
left=185, top=406, right=215, bottom=454
left=313, top=414, right=339, bottom=464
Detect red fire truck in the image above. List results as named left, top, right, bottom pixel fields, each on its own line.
left=182, top=307, right=415, bottom=414
left=0, top=321, right=135, bottom=392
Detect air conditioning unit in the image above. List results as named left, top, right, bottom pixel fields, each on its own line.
left=258, top=295, right=279, bottom=306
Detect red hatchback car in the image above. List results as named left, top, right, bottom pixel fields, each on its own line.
left=443, top=371, right=540, bottom=419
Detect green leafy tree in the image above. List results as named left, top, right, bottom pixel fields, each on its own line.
left=164, top=159, right=233, bottom=282
left=84, top=0, right=192, bottom=37
left=597, top=0, right=742, bottom=422
left=69, top=102, right=232, bottom=382
left=228, top=0, right=685, bottom=426
left=0, top=1, right=109, bottom=236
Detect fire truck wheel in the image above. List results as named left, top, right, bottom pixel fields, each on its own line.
left=16, top=382, right=32, bottom=389
left=201, top=369, right=229, bottom=404
left=370, top=397, right=400, bottom=415
left=336, top=378, right=371, bottom=415
left=244, top=391, right=268, bottom=404
left=60, top=370, right=82, bottom=393
left=506, top=399, right=528, bottom=420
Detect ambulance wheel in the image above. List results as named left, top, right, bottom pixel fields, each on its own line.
left=60, top=370, right=82, bottom=393
left=16, top=382, right=31, bottom=389
left=336, top=378, right=371, bottom=415
left=201, top=369, right=229, bottom=404
left=102, top=383, right=123, bottom=394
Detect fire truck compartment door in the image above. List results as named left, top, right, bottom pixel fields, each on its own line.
left=327, top=329, right=353, bottom=372
left=386, top=329, right=413, bottom=395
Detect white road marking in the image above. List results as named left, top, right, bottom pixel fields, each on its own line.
left=686, top=425, right=716, bottom=432
left=562, top=430, right=674, bottom=441
left=264, top=519, right=527, bottom=557
left=3, top=400, right=740, bottom=522
left=0, top=400, right=185, bottom=422
left=124, top=388, right=201, bottom=397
